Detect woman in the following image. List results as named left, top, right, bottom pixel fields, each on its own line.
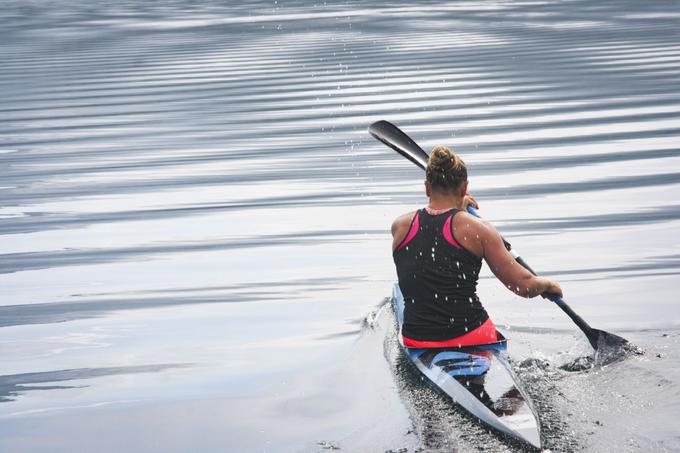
left=392, top=146, right=562, bottom=347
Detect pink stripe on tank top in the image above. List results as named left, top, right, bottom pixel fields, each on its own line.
left=397, top=212, right=420, bottom=251
left=443, top=215, right=461, bottom=249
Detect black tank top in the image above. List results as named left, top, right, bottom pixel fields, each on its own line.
left=393, top=208, right=488, bottom=341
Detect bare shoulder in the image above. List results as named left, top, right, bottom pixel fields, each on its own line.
left=452, top=211, right=494, bottom=258
left=454, top=211, right=490, bottom=234
left=391, top=210, right=417, bottom=252
left=391, top=210, right=417, bottom=237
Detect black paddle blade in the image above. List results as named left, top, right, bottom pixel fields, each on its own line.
left=368, top=120, right=429, bottom=169
left=554, top=297, right=635, bottom=362
left=591, top=329, right=642, bottom=365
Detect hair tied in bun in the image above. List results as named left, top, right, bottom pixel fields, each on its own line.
left=426, top=146, right=467, bottom=192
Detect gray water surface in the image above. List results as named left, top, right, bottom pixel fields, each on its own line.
left=2, top=1, right=679, bottom=452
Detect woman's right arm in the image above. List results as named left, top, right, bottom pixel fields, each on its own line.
left=477, top=220, right=562, bottom=299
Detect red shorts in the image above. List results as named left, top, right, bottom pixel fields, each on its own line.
left=403, top=317, right=498, bottom=348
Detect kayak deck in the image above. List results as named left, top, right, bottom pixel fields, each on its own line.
left=393, top=283, right=541, bottom=450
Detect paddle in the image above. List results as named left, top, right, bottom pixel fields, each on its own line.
left=369, top=119, right=634, bottom=362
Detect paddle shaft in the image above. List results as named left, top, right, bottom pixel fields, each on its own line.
left=368, top=120, right=600, bottom=346
left=465, top=206, right=597, bottom=339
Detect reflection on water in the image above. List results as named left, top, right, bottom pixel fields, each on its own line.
left=1, top=0, right=679, bottom=451
left=0, top=277, right=353, bottom=328
left=0, top=364, right=190, bottom=403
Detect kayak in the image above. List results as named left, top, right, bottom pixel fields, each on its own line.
left=393, top=283, right=541, bottom=450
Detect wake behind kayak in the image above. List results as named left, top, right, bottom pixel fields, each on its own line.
left=393, top=283, right=542, bottom=450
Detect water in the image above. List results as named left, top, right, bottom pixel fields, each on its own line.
left=1, top=1, right=679, bottom=451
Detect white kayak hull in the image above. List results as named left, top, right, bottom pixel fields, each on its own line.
left=393, top=283, right=541, bottom=450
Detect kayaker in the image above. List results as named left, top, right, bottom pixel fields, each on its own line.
left=392, top=146, right=563, bottom=348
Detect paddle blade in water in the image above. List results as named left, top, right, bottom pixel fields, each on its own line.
left=592, top=329, right=643, bottom=365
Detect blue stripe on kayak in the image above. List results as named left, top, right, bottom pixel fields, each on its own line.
left=409, top=349, right=491, bottom=376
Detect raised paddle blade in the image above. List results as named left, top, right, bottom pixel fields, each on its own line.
left=368, top=120, right=429, bottom=169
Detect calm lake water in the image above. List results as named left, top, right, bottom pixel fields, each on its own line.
left=1, top=1, right=679, bottom=452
